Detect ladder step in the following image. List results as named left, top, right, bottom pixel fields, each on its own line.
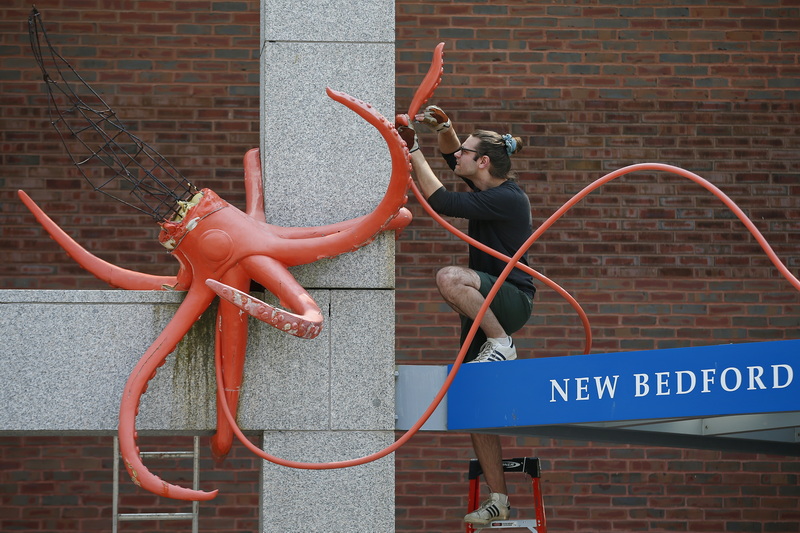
left=118, top=512, right=195, bottom=522
left=475, top=519, right=540, bottom=531
left=138, top=450, right=195, bottom=459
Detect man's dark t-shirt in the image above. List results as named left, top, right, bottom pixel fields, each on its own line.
left=426, top=152, right=535, bottom=297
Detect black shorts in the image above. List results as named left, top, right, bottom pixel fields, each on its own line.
left=459, top=271, right=534, bottom=362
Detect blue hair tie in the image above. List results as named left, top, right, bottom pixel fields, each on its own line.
left=502, top=134, right=516, bottom=155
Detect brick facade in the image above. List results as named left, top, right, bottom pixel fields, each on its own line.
left=2, top=1, right=799, bottom=531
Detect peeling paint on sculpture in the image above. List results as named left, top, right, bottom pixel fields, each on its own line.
left=126, top=461, right=139, bottom=487
left=207, top=279, right=322, bottom=339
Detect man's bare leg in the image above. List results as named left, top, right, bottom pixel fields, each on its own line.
left=439, top=265, right=511, bottom=516
left=436, top=266, right=507, bottom=338
left=471, top=433, right=508, bottom=495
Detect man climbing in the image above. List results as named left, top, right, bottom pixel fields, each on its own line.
left=398, top=105, right=535, bottom=525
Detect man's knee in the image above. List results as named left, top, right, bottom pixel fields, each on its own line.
left=436, top=266, right=477, bottom=293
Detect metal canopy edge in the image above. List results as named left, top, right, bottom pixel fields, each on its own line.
left=396, top=340, right=800, bottom=456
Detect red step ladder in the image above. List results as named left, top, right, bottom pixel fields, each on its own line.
left=466, top=457, right=547, bottom=533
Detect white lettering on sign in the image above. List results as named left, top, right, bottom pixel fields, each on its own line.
left=676, top=370, right=696, bottom=394
left=774, top=364, right=793, bottom=389
left=550, top=364, right=794, bottom=402
left=702, top=368, right=715, bottom=392
left=656, top=372, right=670, bottom=396
left=748, top=366, right=766, bottom=390
left=549, top=375, right=619, bottom=402
left=576, top=377, right=589, bottom=400
left=721, top=367, right=742, bottom=392
left=596, top=375, right=618, bottom=399
left=634, top=373, right=649, bottom=397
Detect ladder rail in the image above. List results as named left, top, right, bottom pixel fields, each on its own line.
left=192, top=435, right=199, bottom=533
left=112, top=435, right=201, bottom=533
left=112, top=437, right=119, bottom=533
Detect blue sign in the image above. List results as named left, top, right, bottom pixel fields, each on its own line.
left=447, top=340, right=800, bottom=430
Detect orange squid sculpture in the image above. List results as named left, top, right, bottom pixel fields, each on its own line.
left=21, top=8, right=444, bottom=501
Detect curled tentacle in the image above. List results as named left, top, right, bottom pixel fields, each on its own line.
left=385, top=206, right=413, bottom=239
left=271, top=207, right=413, bottom=241
left=279, top=87, right=413, bottom=260
left=118, top=286, right=219, bottom=501
left=206, top=279, right=322, bottom=339
left=241, top=145, right=412, bottom=241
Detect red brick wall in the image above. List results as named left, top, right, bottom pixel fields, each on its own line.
left=2, top=1, right=800, bottom=532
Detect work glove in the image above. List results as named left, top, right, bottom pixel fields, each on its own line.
left=396, top=114, right=419, bottom=153
left=415, top=105, right=451, bottom=133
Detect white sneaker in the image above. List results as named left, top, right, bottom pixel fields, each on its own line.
left=464, top=492, right=511, bottom=525
left=469, top=338, right=517, bottom=363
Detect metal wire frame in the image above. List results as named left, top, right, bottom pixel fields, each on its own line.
left=27, top=7, right=197, bottom=222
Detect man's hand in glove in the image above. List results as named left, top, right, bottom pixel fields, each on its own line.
left=395, top=114, right=419, bottom=153
left=414, top=105, right=451, bottom=133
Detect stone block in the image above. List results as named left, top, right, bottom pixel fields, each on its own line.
left=262, top=0, right=394, bottom=43
left=260, top=430, right=394, bottom=532
left=0, top=289, right=396, bottom=435
left=260, top=40, right=397, bottom=289
left=0, top=290, right=214, bottom=434
left=238, top=289, right=395, bottom=431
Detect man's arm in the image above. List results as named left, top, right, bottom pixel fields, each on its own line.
left=409, top=150, right=445, bottom=200
left=437, top=126, right=460, bottom=155
left=397, top=115, right=446, bottom=200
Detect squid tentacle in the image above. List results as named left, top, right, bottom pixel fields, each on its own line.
left=263, top=42, right=442, bottom=246
left=206, top=279, right=323, bottom=340
left=118, top=285, right=219, bottom=501
left=241, top=146, right=412, bottom=240
left=17, top=190, right=183, bottom=290
left=270, top=207, right=413, bottom=241
left=406, top=42, right=445, bottom=118
left=271, top=87, right=412, bottom=264
left=209, top=267, right=251, bottom=461
left=242, top=148, right=266, bottom=223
